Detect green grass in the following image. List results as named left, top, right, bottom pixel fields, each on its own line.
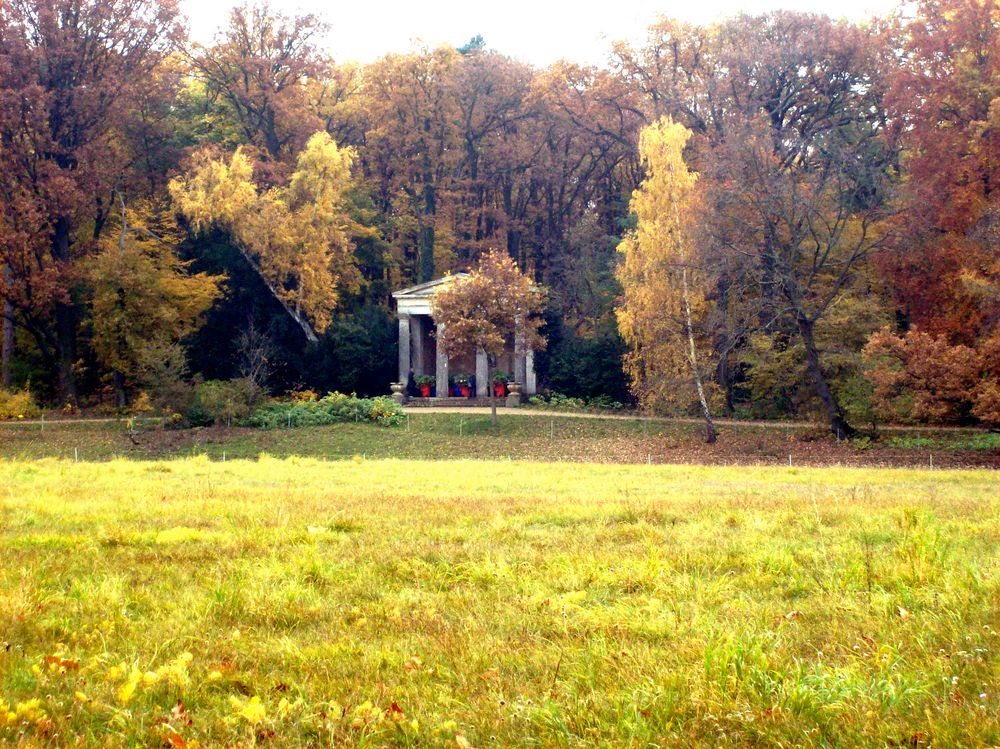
left=1, top=414, right=996, bottom=466
left=0, top=415, right=717, bottom=462
left=2, top=456, right=999, bottom=746
left=886, top=431, right=1000, bottom=452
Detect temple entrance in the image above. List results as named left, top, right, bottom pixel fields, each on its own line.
left=391, top=275, right=536, bottom=402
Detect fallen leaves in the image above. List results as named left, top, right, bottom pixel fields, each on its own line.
left=43, top=654, right=80, bottom=671
left=772, top=609, right=803, bottom=625
left=171, top=700, right=192, bottom=727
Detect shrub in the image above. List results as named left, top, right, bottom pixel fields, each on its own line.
left=186, top=378, right=264, bottom=427
left=246, top=392, right=403, bottom=429
left=528, top=392, right=625, bottom=413
left=851, top=436, right=875, bottom=451
left=0, top=387, right=41, bottom=420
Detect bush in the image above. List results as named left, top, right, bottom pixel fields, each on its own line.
left=246, top=392, right=403, bottom=429
left=527, top=392, right=625, bottom=413
left=186, top=378, right=263, bottom=427
left=0, top=387, right=41, bottom=420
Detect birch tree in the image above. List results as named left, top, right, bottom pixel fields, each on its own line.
left=616, top=118, right=717, bottom=443
left=170, top=131, right=359, bottom=342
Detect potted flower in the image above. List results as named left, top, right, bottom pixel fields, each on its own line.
left=454, top=373, right=471, bottom=397
left=415, top=374, right=435, bottom=398
left=492, top=371, right=509, bottom=398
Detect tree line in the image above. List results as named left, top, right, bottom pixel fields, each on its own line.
left=0, top=0, right=996, bottom=432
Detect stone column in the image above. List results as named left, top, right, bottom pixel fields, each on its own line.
left=410, top=315, right=425, bottom=375
left=475, top=347, right=489, bottom=399
left=525, top=350, right=536, bottom=395
left=513, top=315, right=526, bottom=388
left=514, top=353, right=526, bottom=388
left=513, top=335, right=526, bottom=388
left=435, top=322, right=449, bottom=398
left=397, top=314, right=410, bottom=384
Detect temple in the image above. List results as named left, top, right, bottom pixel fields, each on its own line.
left=391, top=275, right=536, bottom=402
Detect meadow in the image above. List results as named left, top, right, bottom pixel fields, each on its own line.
left=1, top=413, right=998, bottom=468
left=2, top=452, right=998, bottom=747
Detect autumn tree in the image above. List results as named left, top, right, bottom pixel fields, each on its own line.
left=867, top=0, right=1000, bottom=427
left=0, top=0, right=182, bottom=403
left=432, top=250, right=545, bottom=426
left=449, top=48, right=535, bottom=267
left=89, top=199, right=223, bottom=406
left=527, top=62, right=642, bottom=289
left=675, top=14, right=900, bottom=437
left=880, top=0, right=999, bottom=341
left=188, top=2, right=326, bottom=178
left=363, top=46, right=462, bottom=283
left=863, top=327, right=999, bottom=425
left=617, top=118, right=717, bottom=442
left=170, top=131, right=359, bottom=343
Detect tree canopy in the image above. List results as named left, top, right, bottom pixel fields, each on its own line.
left=0, top=0, right=996, bottom=431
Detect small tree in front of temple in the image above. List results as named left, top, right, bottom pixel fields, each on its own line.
left=432, top=250, right=545, bottom=426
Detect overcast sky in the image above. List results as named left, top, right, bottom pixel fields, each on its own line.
left=179, top=0, right=902, bottom=67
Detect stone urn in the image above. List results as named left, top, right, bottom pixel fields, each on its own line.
left=506, top=381, right=523, bottom=407
left=390, top=382, right=406, bottom=405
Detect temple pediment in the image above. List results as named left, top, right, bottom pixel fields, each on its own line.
left=392, top=274, right=468, bottom=316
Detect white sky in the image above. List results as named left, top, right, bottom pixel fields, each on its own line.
left=179, top=0, right=902, bottom=68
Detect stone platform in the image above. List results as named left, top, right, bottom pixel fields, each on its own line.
left=404, top=396, right=508, bottom=408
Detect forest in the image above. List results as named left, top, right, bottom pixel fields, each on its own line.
left=0, top=0, right=997, bottom=434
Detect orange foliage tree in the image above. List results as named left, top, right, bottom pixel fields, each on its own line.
left=866, top=0, right=1000, bottom=426
left=432, top=250, right=545, bottom=426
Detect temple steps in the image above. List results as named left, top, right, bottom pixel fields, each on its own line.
left=404, top=397, right=511, bottom=407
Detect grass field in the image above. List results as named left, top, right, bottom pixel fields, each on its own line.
left=1, top=412, right=998, bottom=468
left=2, top=453, right=999, bottom=747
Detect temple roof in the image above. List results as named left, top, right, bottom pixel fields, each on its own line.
left=391, top=274, right=469, bottom=300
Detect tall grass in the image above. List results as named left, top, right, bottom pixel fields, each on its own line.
left=1, top=457, right=998, bottom=746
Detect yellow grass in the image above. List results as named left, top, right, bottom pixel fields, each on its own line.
left=1, top=456, right=998, bottom=747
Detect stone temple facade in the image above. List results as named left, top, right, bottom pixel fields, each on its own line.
left=391, top=275, right=536, bottom=400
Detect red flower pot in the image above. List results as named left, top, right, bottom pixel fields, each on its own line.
left=494, top=383, right=507, bottom=397
left=419, top=384, right=431, bottom=397
left=460, top=384, right=470, bottom=397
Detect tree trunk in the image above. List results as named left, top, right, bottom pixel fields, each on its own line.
left=52, top=216, right=78, bottom=406
left=716, top=355, right=735, bottom=414
left=420, top=120, right=436, bottom=283
left=797, top=313, right=855, bottom=439
left=682, top=266, right=717, bottom=444
left=2, top=263, right=13, bottom=389
left=488, top=356, right=498, bottom=427
left=233, top=243, right=318, bottom=343
left=113, top=370, right=128, bottom=408
left=55, top=302, right=78, bottom=406
left=673, top=196, right=716, bottom=444
left=490, top=380, right=498, bottom=428
left=759, top=224, right=777, bottom=328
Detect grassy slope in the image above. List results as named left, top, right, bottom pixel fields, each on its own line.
left=1, top=414, right=997, bottom=467
left=1, top=456, right=998, bottom=747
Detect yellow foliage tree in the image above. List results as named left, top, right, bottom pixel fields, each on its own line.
left=169, top=131, right=359, bottom=342
left=89, top=200, right=224, bottom=407
left=616, top=118, right=717, bottom=442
